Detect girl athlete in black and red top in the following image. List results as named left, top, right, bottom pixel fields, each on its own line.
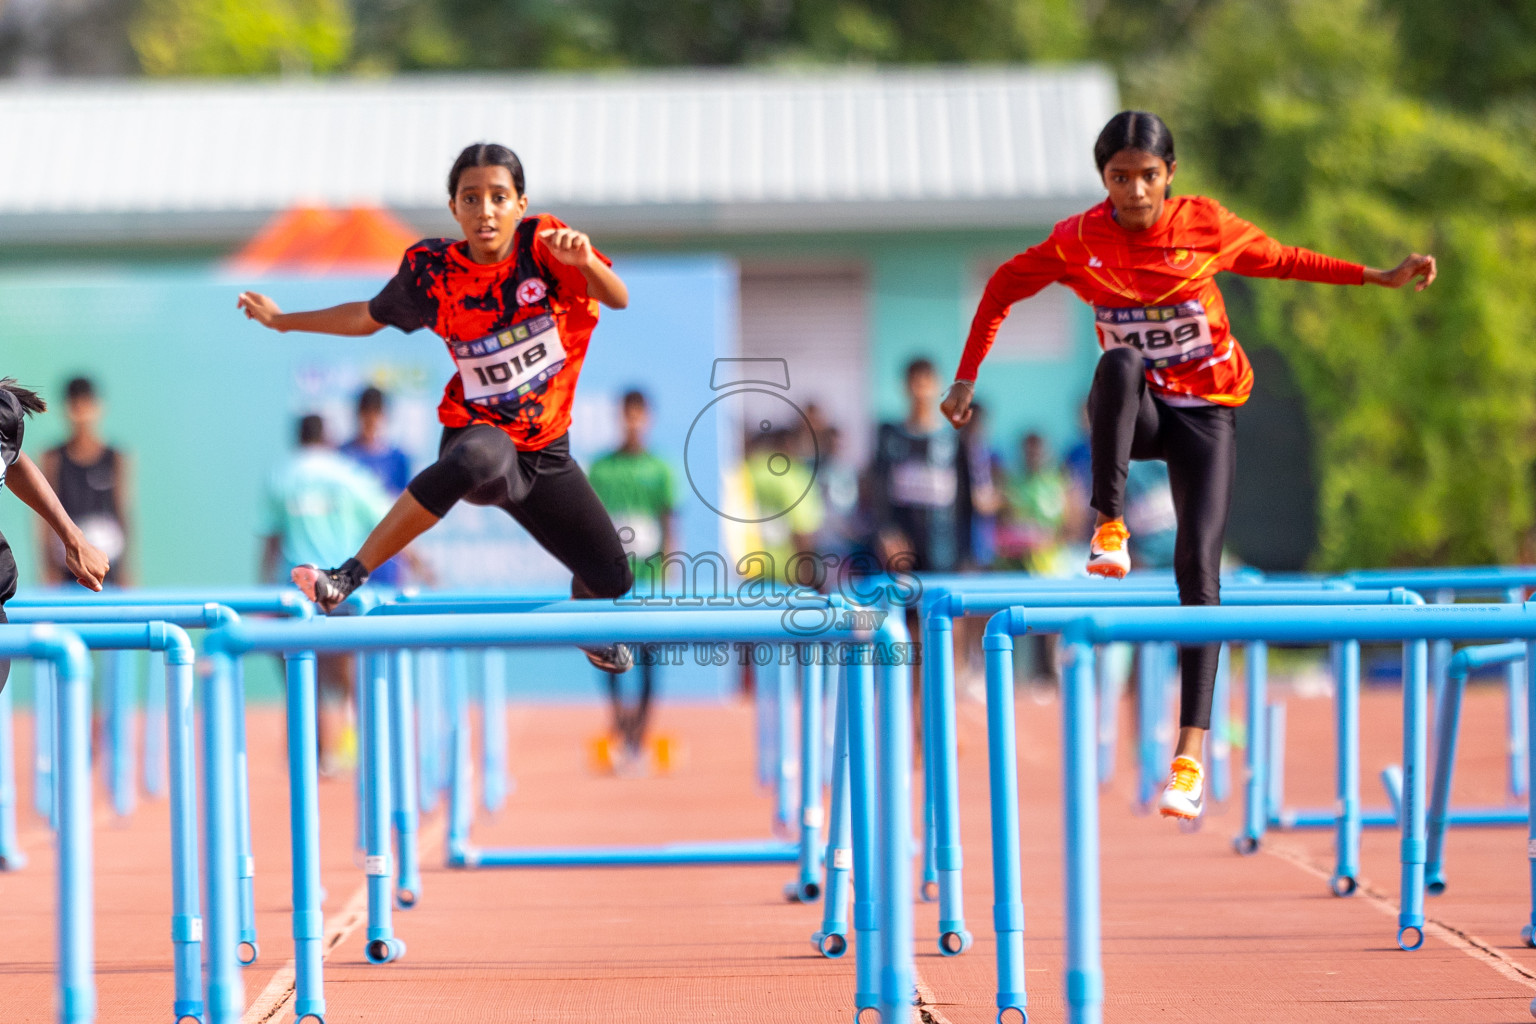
left=943, top=112, right=1436, bottom=820
left=239, top=143, right=635, bottom=671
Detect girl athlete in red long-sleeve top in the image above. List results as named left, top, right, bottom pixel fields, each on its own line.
left=943, top=111, right=1436, bottom=820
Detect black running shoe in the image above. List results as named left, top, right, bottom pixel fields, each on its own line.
left=582, top=643, right=634, bottom=675
left=291, top=558, right=369, bottom=614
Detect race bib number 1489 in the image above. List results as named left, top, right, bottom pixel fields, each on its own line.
left=452, top=314, right=568, bottom=408
left=1095, top=300, right=1215, bottom=369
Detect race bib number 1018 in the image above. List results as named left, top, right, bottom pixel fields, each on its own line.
left=1095, top=300, right=1215, bottom=369
left=452, top=314, right=568, bottom=408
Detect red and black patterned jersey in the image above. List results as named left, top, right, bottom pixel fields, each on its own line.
left=368, top=213, right=611, bottom=450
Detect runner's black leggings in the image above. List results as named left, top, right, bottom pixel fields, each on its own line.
left=406, top=425, right=633, bottom=600
left=1087, top=347, right=1236, bottom=731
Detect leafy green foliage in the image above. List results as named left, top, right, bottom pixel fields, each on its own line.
left=1135, top=0, right=1536, bottom=567
left=133, top=0, right=353, bottom=75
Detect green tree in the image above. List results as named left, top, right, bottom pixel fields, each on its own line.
left=1136, top=0, right=1536, bottom=567
left=340, top=0, right=1089, bottom=72
left=133, top=0, right=353, bottom=75
left=1383, top=0, right=1536, bottom=111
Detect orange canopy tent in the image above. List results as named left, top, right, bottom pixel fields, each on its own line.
left=227, top=205, right=421, bottom=275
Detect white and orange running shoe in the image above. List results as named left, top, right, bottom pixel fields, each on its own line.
left=1157, top=756, right=1205, bottom=820
left=1086, top=519, right=1131, bottom=579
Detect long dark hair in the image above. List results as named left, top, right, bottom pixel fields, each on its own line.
left=0, top=378, right=45, bottom=416
left=1093, top=110, right=1176, bottom=180
left=447, top=143, right=526, bottom=198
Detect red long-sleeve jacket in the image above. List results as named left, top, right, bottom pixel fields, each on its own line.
left=959, top=196, right=1364, bottom=407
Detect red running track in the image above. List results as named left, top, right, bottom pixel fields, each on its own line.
left=0, top=682, right=1531, bottom=1022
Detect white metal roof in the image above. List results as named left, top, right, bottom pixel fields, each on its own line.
left=0, top=66, right=1117, bottom=243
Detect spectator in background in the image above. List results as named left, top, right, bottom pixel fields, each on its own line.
left=588, top=389, right=676, bottom=770
left=1060, top=402, right=1094, bottom=543
left=962, top=401, right=1005, bottom=570
left=731, top=422, right=825, bottom=699
left=39, top=376, right=132, bottom=586
left=1000, top=433, right=1067, bottom=574
left=812, top=423, right=862, bottom=562
left=261, top=414, right=392, bottom=774
left=792, top=406, right=857, bottom=555
left=1124, top=460, right=1179, bottom=570
left=870, top=358, right=973, bottom=574
left=743, top=424, right=825, bottom=585
left=338, top=386, right=413, bottom=588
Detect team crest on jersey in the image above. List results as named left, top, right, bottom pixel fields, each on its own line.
left=516, top=278, right=548, bottom=306
left=1164, top=247, right=1196, bottom=271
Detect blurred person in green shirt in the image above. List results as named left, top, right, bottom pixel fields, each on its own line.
left=260, top=414, right=392, bottom=774
left=742, top=424, right=824, bottom=586
left=1001, top=432, right=1068, bottom=575
left=587, top=389, right=676, bottom=770
left=729, top=422, right=825, bottom=703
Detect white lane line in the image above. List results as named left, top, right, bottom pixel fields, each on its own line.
left=915, top=971, right=960, bottom=1024
left=1264, top=836, right=1536, bottom=993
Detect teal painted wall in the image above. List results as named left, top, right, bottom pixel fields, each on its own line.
left=865, top=234, right=1099, bottom=470
left=869, top=242, right=970, bottom=422
left=614, top=225, right=1104, bottom=472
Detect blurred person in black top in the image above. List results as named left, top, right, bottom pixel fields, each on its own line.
left=40, top=376, right=131, bottom=587
left=0, top=379, right=111, bottom=691
left=961, top=400, right=1004, bottom=570
left=870, top=358, right=973, bottom=574
left=338, top=386, right=423, bottom=589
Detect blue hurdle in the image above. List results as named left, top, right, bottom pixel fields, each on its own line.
left=7, top=600, right=272, bottom=972
left=201, top=605, right=915, bottom=1024
left=0, top=624, right=93, bottom=1024
left=30, top=620, right=204, bottom=1022
left=366, top=594, right=835, bottom=912
left=12, top=587, right=313, bottom=834
left=386, top=588, right=807, bottom=852
left=898, top=582, right=1402, bottom=991
left=981, top=599, right=1536, bottom=1024
left=1424, top=640, right=1531, bottom=897
left=1343, top=567, right=1536, bottom=800
left=885, top=571, right=1267, bottom=901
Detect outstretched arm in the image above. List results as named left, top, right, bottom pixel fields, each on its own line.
left=7, top=453, right=109, bottom=590
left=945, top=243, right=1066, bottom=428
left=33, top=448, right=61, bottom=586
left=1221, top=204, right=1436, bottom=292
left=237, top=294, right=383, bottom=336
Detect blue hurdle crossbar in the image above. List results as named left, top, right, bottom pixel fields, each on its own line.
left=203, top=606, right=914, bottom=1024
left=981, top=599, right=1536, bottom=1024
left=899, top=582, right=1400, bottom=997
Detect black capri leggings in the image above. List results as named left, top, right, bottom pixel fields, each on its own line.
left=406, top=425, right=633, bottom=600
left=1087, top=346, right=1236, bottom=731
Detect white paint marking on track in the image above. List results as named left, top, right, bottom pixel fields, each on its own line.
left=915, top=971, right=960, bottom=1024
left=1264, top=836, right=1536, bottom=993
